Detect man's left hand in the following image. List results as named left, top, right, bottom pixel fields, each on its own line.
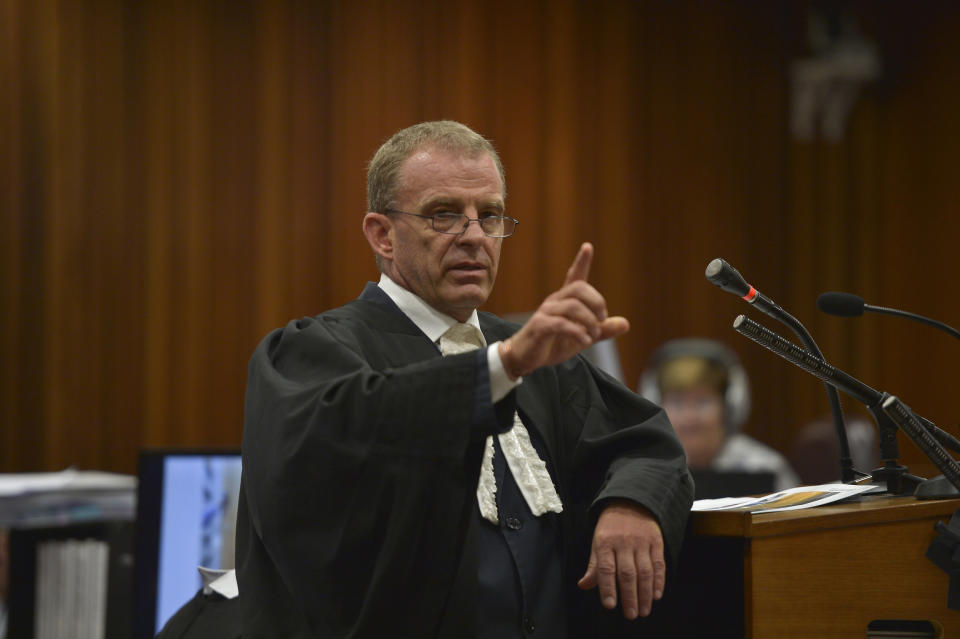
left=577, top=500, right=665, bottom=620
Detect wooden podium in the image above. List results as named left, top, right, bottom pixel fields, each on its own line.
left=670, top=495, right=960, bottom=638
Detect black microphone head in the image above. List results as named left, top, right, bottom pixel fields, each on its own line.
left=817, top=291, right=866, bottom=317
left=705, top=258, right=751, bottom=297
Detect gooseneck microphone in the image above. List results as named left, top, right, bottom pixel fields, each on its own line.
left=818, top=291, right=960, bottom=341
left=706, top=258, right=859, bottom=483
left=732, top=314, right=960, bottom=495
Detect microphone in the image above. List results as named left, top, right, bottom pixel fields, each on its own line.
left=706, top=258, right=858, bottom=482
left=705, top=258, right=779, bottom=316
left=731, top=313, right=960, bottom=453
left=733, top=314, right=960, bottom=495
left=733, top=314, right=877, bottom=405
left=817, top=291, right=865, bottom=317
left=732, top=314, right=878, bottom=405
left=818, top=291, right=960, bottom=341
left=882, top=395, right=960, bottom=494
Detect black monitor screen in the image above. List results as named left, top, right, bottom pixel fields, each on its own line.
left=133, top=449, right=241, bottom=637
left=690, top=469, right=776, bottom=500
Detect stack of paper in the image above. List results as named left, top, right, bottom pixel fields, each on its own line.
left=691, top=482, right=885, bottom=514
left=0, top=470, right=136, bottom=528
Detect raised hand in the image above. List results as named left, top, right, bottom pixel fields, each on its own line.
left=498, top=242, right=629, bottom=379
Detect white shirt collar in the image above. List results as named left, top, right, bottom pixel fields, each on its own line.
left=197, top=567, right=239, bottom=599
left=377, top=274, right=482, bottom=343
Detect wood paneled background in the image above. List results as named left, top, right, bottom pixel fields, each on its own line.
left=3, top=0, right=959, bottom=478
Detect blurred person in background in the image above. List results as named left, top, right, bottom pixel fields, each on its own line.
left=640, top=338, right=799, bottom=492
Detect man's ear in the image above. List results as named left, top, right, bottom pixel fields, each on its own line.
left=363, top=212, right=394, bottom=261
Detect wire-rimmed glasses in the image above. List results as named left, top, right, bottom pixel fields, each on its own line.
left=385, top=209, right=518, bottom=238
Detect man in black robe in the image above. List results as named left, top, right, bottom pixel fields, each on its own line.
left=235, top=121, right=694, bottom=637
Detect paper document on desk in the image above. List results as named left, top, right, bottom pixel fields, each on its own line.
left=0, top=469, right=136, bottom=527
left=691, top=482, right=885, bottom=513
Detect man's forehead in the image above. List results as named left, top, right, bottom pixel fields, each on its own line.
left=396, top=146, right=504, bottom=205
left=401, top=145, right=498, bottom=177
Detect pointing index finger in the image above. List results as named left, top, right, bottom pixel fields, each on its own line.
left=564, top=242, right=594, bottom=285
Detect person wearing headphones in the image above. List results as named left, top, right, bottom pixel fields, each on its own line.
left=640, top=338, right=799, bottom=491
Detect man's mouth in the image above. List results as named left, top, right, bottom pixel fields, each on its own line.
left=448, top=261, right=486, bottom=271
left=447, top=262, right=488, bottom=278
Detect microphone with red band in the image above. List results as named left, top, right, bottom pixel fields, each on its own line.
left=705, top=258, right=859, bottom=483
left=705, top=258, right=780, bottom=316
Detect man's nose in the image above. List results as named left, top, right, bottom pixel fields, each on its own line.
left=456, top=211, right=488, bottom=242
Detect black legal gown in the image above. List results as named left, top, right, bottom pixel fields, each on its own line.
left=235, top=283, right=694, bottom=638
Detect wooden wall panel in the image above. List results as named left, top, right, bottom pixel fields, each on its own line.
left=0, top=0, right=23, bottom=468
left=3, top=0, right=960, bottom=482
left=780, top=2, right=960, bottom=476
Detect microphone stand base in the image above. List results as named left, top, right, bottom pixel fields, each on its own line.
left=915, top=475, right=960, bottom=500
left=871, top=464, right=925, bottom=496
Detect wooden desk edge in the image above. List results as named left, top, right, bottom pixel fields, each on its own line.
left=691, top=494, right=960, bottom=538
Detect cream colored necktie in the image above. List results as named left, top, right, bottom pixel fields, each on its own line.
left=439, top=323, right=564, bottom=525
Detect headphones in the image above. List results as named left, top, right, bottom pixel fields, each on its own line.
left=638, top=338, right=751, bottom=432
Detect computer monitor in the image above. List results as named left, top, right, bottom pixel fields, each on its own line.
left=133, top=449, right=242, bottom=637
left=690, top=469, right=776, bottom=500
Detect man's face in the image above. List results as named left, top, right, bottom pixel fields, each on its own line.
left=383, top=146, right=505, bottom=321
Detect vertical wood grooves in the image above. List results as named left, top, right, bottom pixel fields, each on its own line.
left=3, top=0, right=959, bottom=475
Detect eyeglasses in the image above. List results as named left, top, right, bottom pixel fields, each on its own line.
left=384, top=209, right=518, bottom=238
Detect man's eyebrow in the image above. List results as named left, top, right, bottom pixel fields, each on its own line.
left=420, top=197, right=505, bottom=213
left=420, top=197, right=458, bottom=210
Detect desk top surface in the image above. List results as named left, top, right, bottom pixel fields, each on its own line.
left=691, top=493, right=960, bottom=538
